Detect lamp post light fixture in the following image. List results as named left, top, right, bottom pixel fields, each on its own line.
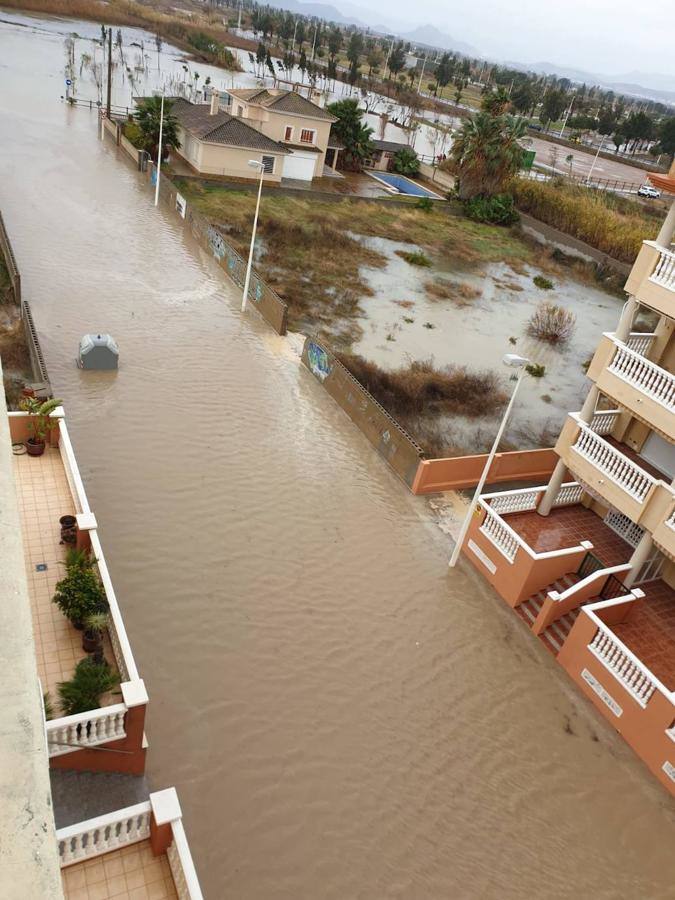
left=448, top=353, right=531, bottom=568
left=241, top=159, right=266, bottom=314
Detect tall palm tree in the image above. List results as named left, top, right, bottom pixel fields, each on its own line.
left=326, top=98, right=374, bottom=171
left=451, top=111, right=527, bottom=200
left=134, top=96, right=180, bottom=161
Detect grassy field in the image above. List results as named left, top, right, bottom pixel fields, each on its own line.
left=177, top=182, right=534, bottom=339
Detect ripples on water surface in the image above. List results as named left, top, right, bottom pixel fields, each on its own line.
left=1, top=12, right=675, bottom=898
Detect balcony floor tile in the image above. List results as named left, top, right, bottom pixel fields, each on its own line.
left=504, top=505, right=633, bottom=566
left=62, top=840, right=177, bottom=899
left=612, top=580, right=675, bottom=692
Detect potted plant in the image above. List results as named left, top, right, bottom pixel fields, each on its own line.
left=52, top=565, right=107, bottom=630
left=19, top=396, right=62, bottom=457
left=82, top=611, right=109, bottom=661
left=58, top=657, right=119, bottom=716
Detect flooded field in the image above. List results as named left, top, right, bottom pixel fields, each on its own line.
left=351, top=234, right=623, bottom=450
left=2, top=11, right=675, bottom=899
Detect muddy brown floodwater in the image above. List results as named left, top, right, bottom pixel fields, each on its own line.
left=2, top=13, right=675, bottom=899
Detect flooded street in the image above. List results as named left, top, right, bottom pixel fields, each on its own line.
left=2, top=12, right=675, bottom=899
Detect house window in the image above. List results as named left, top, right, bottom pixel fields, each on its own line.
left=284, top=125, right=293, bottom=141
left=237, top=105, right=244, bottom=116
left=300, top=128, right=316, bottom=144
left=261, top=155, right=275, bottom=174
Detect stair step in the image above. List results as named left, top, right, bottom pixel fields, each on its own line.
left=541, top=629, right=562, bottom=653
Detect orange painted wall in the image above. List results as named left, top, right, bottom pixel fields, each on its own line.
left=49, top=704, right=147, bottom=776
left=412, top=449, right=558, bottom=494
left=558, top=608, right=675, bottom=796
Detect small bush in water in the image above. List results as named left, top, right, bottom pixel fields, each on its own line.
left=528, top=303, right=576, bottom=344
left=533, top=275, right=554, bottom=290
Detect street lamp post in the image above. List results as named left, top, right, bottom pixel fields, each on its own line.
left=448, top=354, right=531, bottom=568
left=585, top=135, right=605, bottom=186
left=241, top=159, right=265, bottom=313
left=154, top=90, right=165, bottom=208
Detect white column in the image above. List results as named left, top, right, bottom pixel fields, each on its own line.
left=624, top=530, right=653, bottom=588
left=537, top=458, right=567, bottom=517
left=657, top=198, right=675, bottom=248
left=579, top=385, right=600, bottom=424
left=615, top=298, right=638, bottom=342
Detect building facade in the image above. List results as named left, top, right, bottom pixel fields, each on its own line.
left=461, top=163, right=675, bottom=795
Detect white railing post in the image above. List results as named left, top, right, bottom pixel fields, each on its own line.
left=649, top=245, right=675, bottom=292
left=57, top=802, right=152, bottom=866
left=608, top=340, right=675, bottom=413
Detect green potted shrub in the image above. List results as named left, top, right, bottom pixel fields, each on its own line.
left=58, top=657, right=119, bottom=716
left=19, top=396, right=62, bottom=457
left=53, top=565, right=107, bottom=630
left=82, top=611, right=109, bottom=661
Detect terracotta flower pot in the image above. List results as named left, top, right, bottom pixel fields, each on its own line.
left=26, top=438, right=45, bottom=457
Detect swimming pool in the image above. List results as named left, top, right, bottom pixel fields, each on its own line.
left=366, top=171, right=444, bottom=199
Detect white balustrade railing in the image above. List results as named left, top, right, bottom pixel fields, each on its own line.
left=588, top=624, right=657, bottom=706
left=479, top=506, right=520, bottom=562
left=572, top=421, right=657, bottom=502
left=488, top=487, right=540, bottom=514
left=554, top=482, right=584, bottom=506
left=589, top=409, right=621, bottom=436
left=625, top=332, right=657, bottom=356
left=667, top=510, right=675, bottom=532
left=57, top=417, right=90, bottom=515
left=603, top=510, right=644, bottom=548
left=57, top=802, right=151, bottom=866
left=90, top=531, right=138, bottom=682
left=167, top=821, right=205, bottom=900
left=649, top=245, right=675, bottom=292
left=46, top=704, right=127, bottom=757
left=609, top=341, right=675, bottom=412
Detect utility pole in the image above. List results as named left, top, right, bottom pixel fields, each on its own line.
left=237, top=0, right=242, bottom=31
left=106, top=26, right=113, bottom=118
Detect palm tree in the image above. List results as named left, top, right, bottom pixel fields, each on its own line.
left=134, top=96, right=181, bottom=161
left=451, top=111, right=527, bottom=200
left=326, top=98, right=374, bottom=171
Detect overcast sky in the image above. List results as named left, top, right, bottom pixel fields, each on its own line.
left=351, top=0, right=674, bottom=79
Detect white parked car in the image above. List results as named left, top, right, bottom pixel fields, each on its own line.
left=637, top=184, right=661, bottom=199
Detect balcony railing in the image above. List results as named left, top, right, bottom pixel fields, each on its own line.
left=668, top=510, right=675, bottom=532
left=607, top=340, right=675, bottom=413
left=571, top=419, right=657, bottom=503
left=649, top=245, right=675, bottom=293
left=589, top=408, right=621, bottom=436
left=625, top=332, right=657, bottom=356
left=478, top=482, right=587, bottom=563
left=585, top=596, right=673, bottom=708
left=47, top=705, right=127, bottom=757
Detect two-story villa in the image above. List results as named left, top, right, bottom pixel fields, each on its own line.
left=461, top=162, right=675, bottom=795
left=169, top=87, right=336, bottom=183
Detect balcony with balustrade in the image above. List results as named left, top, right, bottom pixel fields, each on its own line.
left=554, top=412, right=674, bottom=525
left=557, top=587, right=675, bottom=796
left=58, top=789, right=203, bottom=899
left=624, top=241, right=675, bottom=319
left=9, top=411, right=148, bottom=775
left=461, top=481, right=635, bottom=607
left=586, top=330, right=674, bottom=437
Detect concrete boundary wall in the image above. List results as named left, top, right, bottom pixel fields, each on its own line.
left=301, top=335, right=423, bottom=488
left=519, top=213, right=632, bottom=277
left=411, top=449, right=559, bottom=494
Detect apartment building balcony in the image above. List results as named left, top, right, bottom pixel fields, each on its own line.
left=587, top=331, right=674, bottom=438
left=9, top=411, right=147, bottom=775
left=555, top=412, right=674, bottom=525
left=462, top=482, right=635, bottom=607
left=58, top=789, right=203, bottom=899
left=558, top=587, right=675, bottom=796
left=624, top=241, right=675, bottom=318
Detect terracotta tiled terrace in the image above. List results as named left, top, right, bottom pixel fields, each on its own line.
left=12, top=448, right=118, bottom=707
left=504, top=505, right=634, bottom=567
left=61, top=840, right=178, bottom=900
left=612, top=580, right=675, bottom=691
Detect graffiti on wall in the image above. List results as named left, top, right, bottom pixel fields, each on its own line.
left=175, top=192, right=187, bottom=219
left=307, top=341, right=331, bottom=382
left=207, top=225, right=226, bottom=261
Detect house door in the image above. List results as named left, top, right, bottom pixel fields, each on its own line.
left=640, top=432, right=675, bottom=480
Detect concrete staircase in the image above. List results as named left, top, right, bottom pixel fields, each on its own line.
left=515, top=574, right=581, bottom=656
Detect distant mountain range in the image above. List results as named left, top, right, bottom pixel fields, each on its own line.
left=510, top=61, right=675, bottom=106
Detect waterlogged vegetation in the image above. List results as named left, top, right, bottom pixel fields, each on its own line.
left=0, top=255, right=32, bottom=408
left=179, top=183, right=628, bottom=456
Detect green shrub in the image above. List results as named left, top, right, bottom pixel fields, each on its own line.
left=415, top=197, right=434, bottom=213
left=123, top=121, right=144, bottom=149
left=464, top=193, right=519, bottom=226
left=396, top=249, right=432, bottom=267
left=526, top=363, right=546, bottom=378
left=533, top=275, right=554, bottom=290
left=392, top=147, right=421, bottom=176
left=58, top=657, right=119, bottom=716
left=528, top=303, right=576, bottom=343
left=53, top=566, right=107, bottom=625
